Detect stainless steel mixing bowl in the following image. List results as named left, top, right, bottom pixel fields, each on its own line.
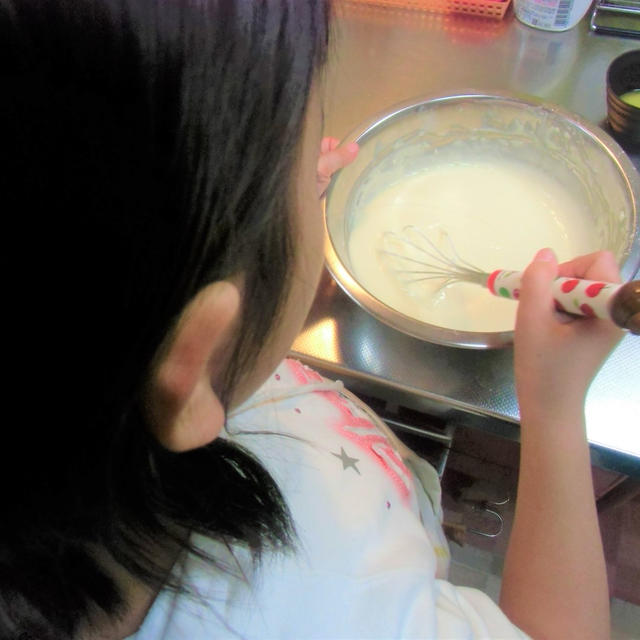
left=324, top=91, right=640, bottom=349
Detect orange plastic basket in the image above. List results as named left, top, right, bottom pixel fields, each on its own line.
left=346, top=0, right=512, bottom=20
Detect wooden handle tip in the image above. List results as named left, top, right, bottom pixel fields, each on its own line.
left=611, top=280, right=640, bottom=333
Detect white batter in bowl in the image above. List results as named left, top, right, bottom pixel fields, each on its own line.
left=348, top=158, right=598, bottom=332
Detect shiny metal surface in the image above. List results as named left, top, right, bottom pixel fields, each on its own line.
left=292, top=4, right=640, bottom=471
left=591, top=0, right=640, bottom=37
left=324, top=90, right=640, bottom=348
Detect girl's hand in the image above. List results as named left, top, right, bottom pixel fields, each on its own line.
left=316, top=137, right=358, bottom=198
left=514, top=248, right=624, bottom=425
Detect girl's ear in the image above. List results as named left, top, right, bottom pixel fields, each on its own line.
left=146, top=281, right=241, bottom=452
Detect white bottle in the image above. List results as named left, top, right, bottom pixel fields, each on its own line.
left=513, top=0, right=594, bottom=31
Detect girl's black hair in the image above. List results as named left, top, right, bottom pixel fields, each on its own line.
left=0, top=0, right=329, bottom=637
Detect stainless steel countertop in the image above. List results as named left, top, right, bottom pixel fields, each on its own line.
left=292, top=2, right=640, bottom=473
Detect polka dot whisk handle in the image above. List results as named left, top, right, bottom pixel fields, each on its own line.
left=487, top=271, right=640, bottom=334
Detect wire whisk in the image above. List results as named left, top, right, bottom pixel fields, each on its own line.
left=382, top=225, right=487, bottom=288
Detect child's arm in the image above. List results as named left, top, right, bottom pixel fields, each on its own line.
left=499, top=249, right=623, bottom=640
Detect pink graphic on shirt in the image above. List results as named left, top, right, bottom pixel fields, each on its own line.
left=287, top=360, right=323, bottom=385
left=286, top=359, right=412, bottom=502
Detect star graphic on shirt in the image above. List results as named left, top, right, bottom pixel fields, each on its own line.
left=332, top=447, right=361, bottom=475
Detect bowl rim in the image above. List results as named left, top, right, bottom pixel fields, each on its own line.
left=323, top=90, right=640, bottom=349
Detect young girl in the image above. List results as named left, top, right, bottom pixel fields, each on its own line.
left=0, top=1, right=622, bottom=639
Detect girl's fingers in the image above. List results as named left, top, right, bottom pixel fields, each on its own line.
left=317, top=142, right=358, bottom=179
left=316, top=142, right=359, bottom=197
left=556, top=251, right=621, bottom=283
left=320, top=136, right=340, bottom=154
left=516, top=248, right=559, bottom=328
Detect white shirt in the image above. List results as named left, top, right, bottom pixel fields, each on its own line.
left=129, top=359, right=527, bottom=639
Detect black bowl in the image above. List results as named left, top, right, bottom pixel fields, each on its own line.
left=607, top=50, right=640, bottom=144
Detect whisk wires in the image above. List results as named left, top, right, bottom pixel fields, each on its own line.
left=381, top=225, right=489, bottom=288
